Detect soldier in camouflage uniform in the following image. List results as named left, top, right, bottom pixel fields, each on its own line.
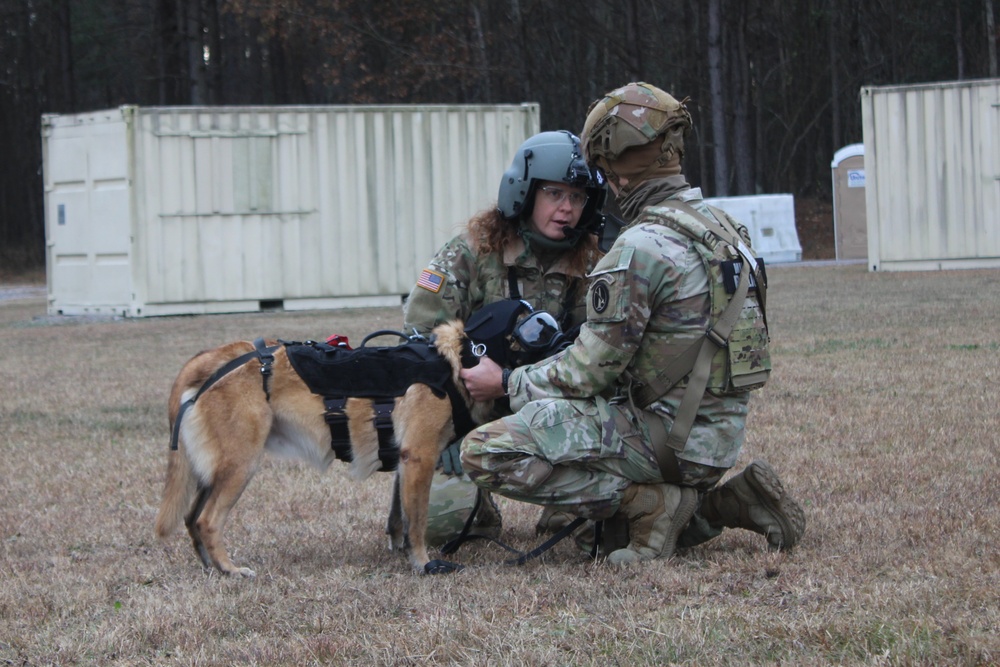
left=459, top=83, right=805, bottom=563
left=403, top=130, right=608, bottom=544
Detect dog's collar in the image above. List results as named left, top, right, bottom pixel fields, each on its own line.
left=460, top=339, right=481, bottom=369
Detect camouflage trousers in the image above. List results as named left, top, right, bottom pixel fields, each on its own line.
left=461, top=395, right=727, bottom=522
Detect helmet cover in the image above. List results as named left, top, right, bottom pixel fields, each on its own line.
left=581, top=82, right=692, bottom=166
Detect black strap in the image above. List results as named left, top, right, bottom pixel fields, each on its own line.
left=373, top=400, right=398, bottom=471
left=507, top=265, right=521, bottom=300
left=445, top=379, right=477, bottom=441
left=169, top=341, right=280, bottom=451
left=323, top=397, right=353, bottom=462
left=440, top=494, right=588, bottom=568
left=254, top=337, right=276, bottom=399
left=321, top=377, right=470, bottom=473
left=438, top=488, right=488, bottom=556
left=558, top=277, right=582, bottom=332
left=505, top=517, right=587, bottom=566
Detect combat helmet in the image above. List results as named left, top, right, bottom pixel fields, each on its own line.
left=497, top=130, right=607, bottom=238
left=581, top=82, right=692, bottom=194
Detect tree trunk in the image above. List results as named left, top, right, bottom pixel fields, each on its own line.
left=205, top=0, right=222, bottom=104
left=829, top=0, right=841, bottom=153
left=624, top=0, right=642, bottom=80
left=58, top=0, right=75, bottom=112
left=731, top=2, right=753, bottom=195
left=186, top=0, right=205, bottom=104
left=955, top=0, right=966, bottom=79
left=471, top=2, right=491, bottom=102
left=509, top=0, right=531, bottom=101
left=707, top=0, right=728, bottom=196
left=986, top=0, right=998, bottom=77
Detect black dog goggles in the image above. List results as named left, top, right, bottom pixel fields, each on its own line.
left=512, top=309, right=565, bottom=353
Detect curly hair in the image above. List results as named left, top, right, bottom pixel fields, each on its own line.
left=466, top=206, right=601, bottom=275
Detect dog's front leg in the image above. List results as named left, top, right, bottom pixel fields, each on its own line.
left=385, top=471, right=407, bottom=552
left=393, top=384, right=456, bottom=574
left=397, top=450, right=436, bottom=573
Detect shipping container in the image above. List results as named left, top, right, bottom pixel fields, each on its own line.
left=861, top=79, right=1000, bottom=271
left=43, top=104, right=540, bottom=316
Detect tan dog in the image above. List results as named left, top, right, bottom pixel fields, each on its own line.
left=154, top=321, right=495, bottom=576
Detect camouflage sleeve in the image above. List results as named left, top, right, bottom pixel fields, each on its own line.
left=509, top=238, right=665, bottom=409
left=403, top=235, right=480, bottom=337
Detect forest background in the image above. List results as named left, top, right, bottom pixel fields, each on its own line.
left=2, top=0, right=999, bottom=271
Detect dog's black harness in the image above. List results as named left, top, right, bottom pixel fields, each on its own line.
left=169, top=330, right=480, bottom=473
left=170, top=338, right=280, bottom=450
left=284, top=331, right=477, bottom=472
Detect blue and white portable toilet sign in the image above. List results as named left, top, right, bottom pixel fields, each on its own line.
left=847, top=169, right=866, bottom=188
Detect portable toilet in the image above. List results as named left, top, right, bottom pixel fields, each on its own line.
left=831, top=143, right=867, bottom=261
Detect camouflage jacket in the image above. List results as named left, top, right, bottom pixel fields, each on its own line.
left=403, top=232, right=595, bottom=339
left=508, top=187, right=751, bottom=469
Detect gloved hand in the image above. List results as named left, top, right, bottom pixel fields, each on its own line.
left=436, top=440, right=464, bottom=476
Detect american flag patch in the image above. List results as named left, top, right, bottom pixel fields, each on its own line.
left=416, top=268, right=446, bottom=293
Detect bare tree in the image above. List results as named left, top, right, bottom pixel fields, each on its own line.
left=987, top=0, right=998, bottom=77
left=730, top=1, right=753, bottom=195
left=706, top=0, right=728, bottom=196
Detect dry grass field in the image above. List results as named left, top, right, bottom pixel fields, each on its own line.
left=1, top=263, right=997, bottom=666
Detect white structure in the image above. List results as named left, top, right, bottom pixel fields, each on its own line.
left=704, top=194, right=802, bottom=264
left=861, top=78, right=1000, bottom=272
left=831, top=143, right=868, bottom=261
left=43, top=104, right=540, bottom=316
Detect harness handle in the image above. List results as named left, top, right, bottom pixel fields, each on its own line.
left=358, top=330, right=411, bottom=348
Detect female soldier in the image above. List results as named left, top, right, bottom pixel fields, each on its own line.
left=403, top=130, right=607, bottom=544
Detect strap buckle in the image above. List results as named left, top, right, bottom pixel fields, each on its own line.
left=705, top=327, right=727, bottom=348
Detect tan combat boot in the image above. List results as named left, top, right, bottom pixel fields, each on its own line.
left=607, top=483, right=699, bottom=565
left=535, top=505, right=575, bottom=535
left=700, top=460, right=806, bottom=550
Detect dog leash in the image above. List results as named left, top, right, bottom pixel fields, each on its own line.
left=427, top=492, right=589, bottom=574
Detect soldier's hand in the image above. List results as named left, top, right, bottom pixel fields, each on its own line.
left=459, top=355, right=506, bottom=402
left=436, top=441, right=464, bottom=476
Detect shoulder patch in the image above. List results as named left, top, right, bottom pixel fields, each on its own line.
left=591, top=280, right=611, bottom=314
left=416, top=269, right=446, bottom=293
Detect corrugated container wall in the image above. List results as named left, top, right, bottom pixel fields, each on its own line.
left=43, top=104, right=540, bottom=316
left=861, top=79, right=1000, bottom=271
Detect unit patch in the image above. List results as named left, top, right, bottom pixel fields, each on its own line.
left=417, top=269, right=446, bottom=293
left=591, top=280, right=610, bottom=314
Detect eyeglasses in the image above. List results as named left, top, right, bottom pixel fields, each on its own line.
left=537, top=185, right=589, bottom=210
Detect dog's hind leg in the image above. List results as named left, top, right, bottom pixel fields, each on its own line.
left=190, top=456, right=263, bottom=578
left=186, top=390, right=272, bottom=578
left=185, top=483, right=213, bottom=569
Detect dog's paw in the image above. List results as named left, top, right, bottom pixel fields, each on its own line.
left=423, top=559, right=464, bottom=575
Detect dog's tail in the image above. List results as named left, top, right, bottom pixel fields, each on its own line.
left=154, top=446, right=195, bottom=538
left=154, top=343, right=250, bottom=538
